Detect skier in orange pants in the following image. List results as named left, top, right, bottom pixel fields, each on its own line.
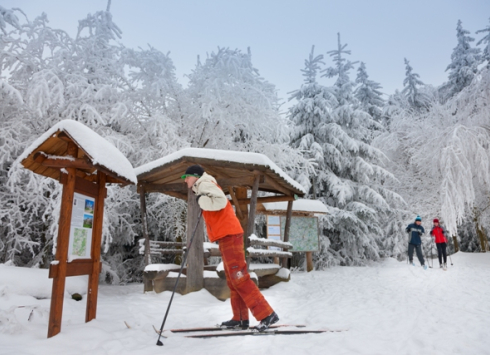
left=182, top=164, right=278, bottom=331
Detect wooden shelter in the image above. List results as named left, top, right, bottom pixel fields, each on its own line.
left=18, top=120, right=136, bottom=338
left=135, top=148, right=306, bottom=293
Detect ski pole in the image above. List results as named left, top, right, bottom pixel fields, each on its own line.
left=430, top=242, right=434, bottom=268
left=156, top=210, right=203, bottom=346
left=407, top=243, right=410, bottom=264
left=422, top=244, right=432, bottom=268
left=447, top=242, right=453, bottom=266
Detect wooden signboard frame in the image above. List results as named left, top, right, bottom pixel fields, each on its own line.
left=20, top=126, right=134, bottom=339
left=45, top=151, right=107, bottom=338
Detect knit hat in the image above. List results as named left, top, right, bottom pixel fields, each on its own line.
left=181, top=165, right=204, bottom=179
left=433, top=218, right=439, bottom=223
left=415, top=215, right=422, bottom=221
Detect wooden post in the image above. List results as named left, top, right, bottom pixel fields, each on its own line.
left=86, top=172, right=106, bottom=323
left=228, top=187, right=244, bottom=221
left=306, top=252, right=314, bottom=272
left=245, top=173, right=261, bottom=265
left=47, top=145, right=77, bottom=338
left=282, top=200, right=293, bottom=269
left=139, top=185, right=151, bottom=266
left=235, top=187, right=249, bottom=248
left=186, top=187, right=204, bottom=293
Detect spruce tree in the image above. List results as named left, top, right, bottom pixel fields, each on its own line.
left=309, top=33, right=402, bottom=265
left=289, top=45, right=336, bottom=193
left=402, top=58, right=430, bottom=110
left=354, top=62, right=384, bottom=122
left=444, top=20, right=481, bottom=98
left=476, top=18, right=490, bottom=67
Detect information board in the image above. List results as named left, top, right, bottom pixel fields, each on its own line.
left=266, top=215, right=319, bottom=252
left=68, top=192, right=94, bottom=259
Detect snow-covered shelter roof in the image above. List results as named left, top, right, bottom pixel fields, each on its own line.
left=261, top=199, right=328, bottom=215
left=19, top=120, right=137, bottom=185
left=135, top=148, right=305, bottom=200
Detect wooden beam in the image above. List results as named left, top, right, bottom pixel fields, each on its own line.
left=34, top=151, right=94, bottom=170
left=60, top=175, right=99, bottom=197
left=86, top=171, right=106, bottom=323
left=228, top=187, right=244, bottom=220
left=246, top=173, right=261, bottom=266
left=246, top=173, right=261, bottom=239
left=142, top=182, right=187, bottom=194
left=248, top=249, right=292, bottom=258
left=149, top=241, right=185, bottom=248
left=48, top=259, right=102, bottom=278
left=263, top=174, right=294, bottom=197
left=282, top=200, right=293, bottom=269
left=47, top=143, right=77, bottom=338
left=231, top=195, right=296, bottom=205
left=57, top=131, right=73, bottom=142
left=218, top=175, right=264, bottom=188
left=235, top=187, right=249, bottom=252
left=140, top=175, right=264, bottom=195
left=93, top=163, right=132, bottom=186
left=249, top=238, right=293, bottom=250
left=186, top=187, right=204, bottom=293
left=139, top=185, right=151, bottom=267
left=306, top=252, right=314, bottom=272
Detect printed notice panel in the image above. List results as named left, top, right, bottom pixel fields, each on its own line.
left=266, top=215, right=319, bottom=252
left=280, top=216, right=319, bottom=252
left=68, top=192, right=94, bottom=259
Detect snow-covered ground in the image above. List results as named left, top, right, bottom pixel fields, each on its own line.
left=1, top=252, right=489, bottom=355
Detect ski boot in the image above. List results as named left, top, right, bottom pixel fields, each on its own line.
left=220, top=319, right=249, bottom=329
left=255, top=311, right=279, bottom=332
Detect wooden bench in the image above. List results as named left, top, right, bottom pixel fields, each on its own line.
left=139, top=236, right=292, bottom=259
left=140, top=235, right=293, bottom=296
left=138, top=239, right=220, bottom=259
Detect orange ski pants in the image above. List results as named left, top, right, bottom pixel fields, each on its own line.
left=218, top=233, right=273, bottom=321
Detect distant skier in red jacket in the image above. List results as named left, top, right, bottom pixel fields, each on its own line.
left=430, top=219, right=448, bottom=269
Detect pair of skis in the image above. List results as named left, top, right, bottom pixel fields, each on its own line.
left=156, top=324, right=347, bottom=338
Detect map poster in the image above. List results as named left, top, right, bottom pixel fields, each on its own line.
left=68, top=192, right=94, bottom=259
left=280, top=216, right=319, bottom=252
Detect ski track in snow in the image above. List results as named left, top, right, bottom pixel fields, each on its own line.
left=1, top=252, right=489, bottom=355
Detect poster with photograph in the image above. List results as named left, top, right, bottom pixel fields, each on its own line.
left=266, top=215, right=282, bottom=251
left=68, top=192, right=95, bottom=259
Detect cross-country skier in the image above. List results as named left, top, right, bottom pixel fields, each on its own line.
left=430, top=218, right=448, bottom=269
left=182, top=164, right=279, bottom=331
left=405, top=215, right=428, bottom=269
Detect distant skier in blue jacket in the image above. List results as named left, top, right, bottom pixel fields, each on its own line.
left=405, top=215, right=427, bottom=269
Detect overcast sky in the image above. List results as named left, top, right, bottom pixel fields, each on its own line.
left=4, top=0, right=490, bottom=108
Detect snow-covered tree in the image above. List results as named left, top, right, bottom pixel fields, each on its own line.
left=184, top=47, right=306, bottom=173
left=375, top=66, right=490, bottom=247
left=442, top=20, right=481, bottom=99
left=303, top=33, right=404, bottom=266
left=354, top=62, right=384, bottom=122
left=402, top=58, right=430, bottom=110
left=289, top=45, right=336, bottom=194
left=476, top=18, right=490, bottom=67
left=0, top=5, right=185, bottom=280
